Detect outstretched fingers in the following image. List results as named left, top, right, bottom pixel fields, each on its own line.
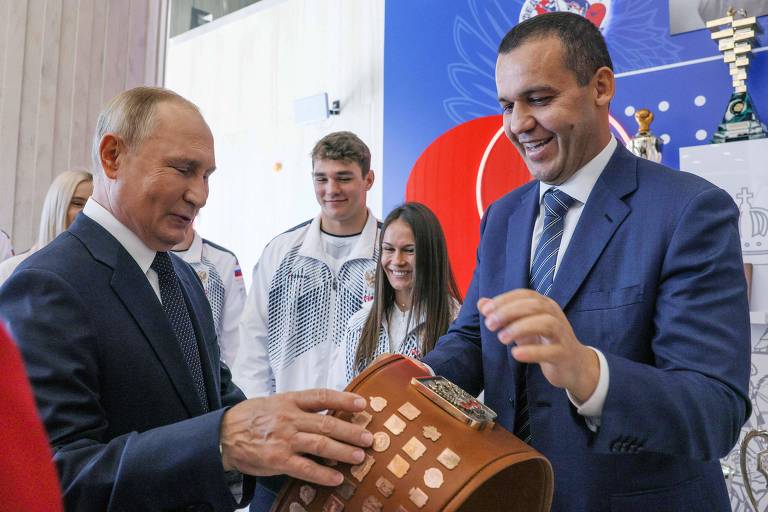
left=292, top=388, right=367, bottom=414
left=293, top=408, right=373, bottom=448
left=291, top=431, right=367, bottom=465
left=282, top=453, right=346, bottom=486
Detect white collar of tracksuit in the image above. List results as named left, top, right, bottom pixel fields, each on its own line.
left=298, top=209, right=379, bottom=264
left=176, top=232, right=204, bottom=264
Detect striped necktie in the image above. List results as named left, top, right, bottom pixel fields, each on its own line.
left=515, top=188, right=576, bottom=443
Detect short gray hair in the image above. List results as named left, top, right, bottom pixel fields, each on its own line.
left=37, top=169, right=93, bottom=248
left=91, top=87, right=201, bottom=172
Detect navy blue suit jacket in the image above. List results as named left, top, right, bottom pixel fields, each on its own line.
left=423, top=145, right=751, bottom=511
left=0, top=215, right=252, bottom=511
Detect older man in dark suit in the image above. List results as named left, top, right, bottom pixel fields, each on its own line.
left=0, top=87, right=372, bottom=511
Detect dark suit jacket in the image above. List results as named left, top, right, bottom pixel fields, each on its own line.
left=423, top=145, right=751, bottom=511
left=0, top=214, right=252, bottom=511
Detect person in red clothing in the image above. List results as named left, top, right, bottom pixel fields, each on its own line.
left=0, top=322, right=62, bottom=512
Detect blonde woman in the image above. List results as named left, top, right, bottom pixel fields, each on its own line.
left=0, top=170, right=93, bottom=285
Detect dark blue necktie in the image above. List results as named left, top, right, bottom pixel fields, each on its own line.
left=515, top=188, right=576, bottom=443
left=152, top=251, right=209, bottom=412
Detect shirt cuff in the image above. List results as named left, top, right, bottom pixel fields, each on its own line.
left=566, top=347, right=609, bottom=428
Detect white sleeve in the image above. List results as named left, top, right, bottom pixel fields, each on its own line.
left=232, top=249, right=275, bottom=398
left=217, top=255, right=247, bottom=368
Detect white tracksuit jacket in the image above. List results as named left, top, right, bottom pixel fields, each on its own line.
left=235, top=212, right=380, bottom=397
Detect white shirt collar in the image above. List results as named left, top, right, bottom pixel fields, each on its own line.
left=300, top=209, right=379, bottom=263
left=539, top=136, right=617, bottom=204
left=83, top=198, right=156, bottom=274
left=173, top=231, right=203, bottom=264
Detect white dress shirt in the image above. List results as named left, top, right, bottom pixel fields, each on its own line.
left=83, top=199, right=162, bottom=300
left=530, top=137, right=617, bottom=427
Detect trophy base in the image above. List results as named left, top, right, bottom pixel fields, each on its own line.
left=711, top=92, right=768, bottom=144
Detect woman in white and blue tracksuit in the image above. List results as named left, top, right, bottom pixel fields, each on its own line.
left=328, top=202, right=461, bottom=390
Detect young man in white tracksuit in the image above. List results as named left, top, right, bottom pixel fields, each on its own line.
left=235, top=131, right=380, bottom=398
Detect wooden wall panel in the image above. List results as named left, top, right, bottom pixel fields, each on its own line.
left=53, top=0, right=79, bottom=172
left=0, top=1, right=28, bottom=230
left=71, top=0, right=96, bottom=171
left=0, top=0, right=165, bottom=252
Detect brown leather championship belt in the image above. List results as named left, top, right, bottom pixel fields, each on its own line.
left=270, top=355, right=553, bottom=512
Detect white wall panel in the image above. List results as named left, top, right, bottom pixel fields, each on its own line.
left=165, top=0, right=385, bottom=290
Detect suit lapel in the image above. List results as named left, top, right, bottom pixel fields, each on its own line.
left=504, top=184, right=540, bottom=292
left=110, top=250, right=206, bottom=416
left=70, top=216, right=206, bottom=416
left=549, top=145, right=638, bottom=311
left=502, top=184, right=540, bottom=382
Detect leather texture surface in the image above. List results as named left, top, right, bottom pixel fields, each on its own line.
left=271, top=355, right=553, bottom=512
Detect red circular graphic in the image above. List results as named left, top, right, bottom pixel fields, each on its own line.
left=406, top=115, right=530, bottom=295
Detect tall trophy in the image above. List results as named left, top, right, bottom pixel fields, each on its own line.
left=625, top=108, right=663, bottom=162
left=707, top=9, right=767, bottom=143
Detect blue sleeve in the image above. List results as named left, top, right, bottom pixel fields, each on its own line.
left=421, top=204, right=493, bottom=396
left=595, top=187, right=751, bottom=461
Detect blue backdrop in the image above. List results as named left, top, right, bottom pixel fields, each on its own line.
left=383, top=0, right=768, bottom=213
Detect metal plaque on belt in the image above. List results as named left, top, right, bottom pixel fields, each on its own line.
left=411, top=376, right=497, bottom=430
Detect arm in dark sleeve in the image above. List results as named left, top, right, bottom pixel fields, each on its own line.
left=595, top=187, right=751, bottom=461
left=0, top=268, right=246, bottom=511
left=421, top=204, right=494, bottom=396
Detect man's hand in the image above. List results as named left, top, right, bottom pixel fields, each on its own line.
left=478, top=290, right=599, bottom=402
left=220, top=389, right=373, bottom=486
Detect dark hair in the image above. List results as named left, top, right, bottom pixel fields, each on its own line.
left=311, top=131, right=372, bottom=176
left=356, top=203, right=461, bottom=369
left=498, top=12, right=613, bottom=86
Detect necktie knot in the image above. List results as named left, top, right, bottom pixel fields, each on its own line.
left=151, top=252, right=174, bottom=277
left=542, top=188, right=576, bottom=219
left=529, top=188, right=576, bottom=298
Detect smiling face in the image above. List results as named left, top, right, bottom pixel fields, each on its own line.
left=99, top=101, right=216, bottom=251
left=381, top=218, right=416, bottom=299
left=312, top=158, right=374, bottom=235
left=496, top=35, right=613, bottom=185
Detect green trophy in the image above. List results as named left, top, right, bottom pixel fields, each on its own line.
left=707, top=8, right=767, bottom=143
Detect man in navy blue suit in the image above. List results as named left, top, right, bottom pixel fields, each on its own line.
left=0, top=87, right=373, bottom=511
left=422, top=12, right=750, bottom=511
